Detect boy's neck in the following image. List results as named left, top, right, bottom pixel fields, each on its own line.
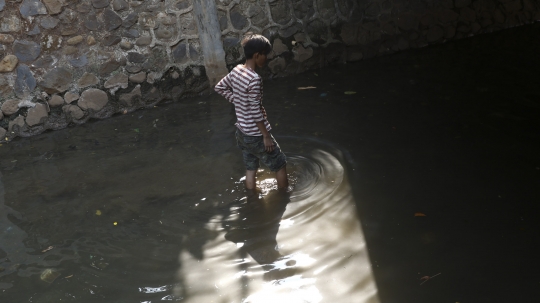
left=244, top=58, right=256, bottom=71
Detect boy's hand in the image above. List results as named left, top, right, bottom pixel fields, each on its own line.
left=263, top=136, right=274, bottom=153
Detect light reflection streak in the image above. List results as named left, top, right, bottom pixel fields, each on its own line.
left=175, top=149, right=379, bottom=302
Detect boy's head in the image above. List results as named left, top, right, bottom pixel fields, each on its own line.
left=241, top=33, right=272, bottom=59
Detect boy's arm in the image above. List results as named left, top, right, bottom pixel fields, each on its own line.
left=247, top=78, right=274, bottom=153
left=214, top=74, right=234, bottom=102
left=256, top=121, right=274, bottom=153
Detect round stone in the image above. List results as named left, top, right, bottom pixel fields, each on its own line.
left=0, top=55, right=18, bottom=72
left=48, top=94, right=64, bottom=107
left=78, top=88, right=109, bottom=111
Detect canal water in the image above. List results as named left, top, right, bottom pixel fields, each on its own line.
left=1, top=23, right=540, bottom=302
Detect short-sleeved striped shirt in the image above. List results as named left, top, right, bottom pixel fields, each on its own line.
left=214, top=65, right=271, bottom=136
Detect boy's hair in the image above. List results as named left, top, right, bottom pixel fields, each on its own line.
left=241, top=33, right=272, bottom=59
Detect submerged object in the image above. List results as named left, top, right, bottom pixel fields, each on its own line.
left=40, top=268, right=60, bottom=283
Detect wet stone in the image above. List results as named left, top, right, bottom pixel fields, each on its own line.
left=493, top=9, right=505, bottom=23
left=0, top=0, right=4, bottom=11
left=26, top=103, right=48, bottom=126
left=395, top=13, right=419, bottom=31
left=64, top=92, right=79, bottom=103
left=122, top=12, right=139, bottom=28
left=125, top=65, right=142, bottom=73
left=19, top=0, right=48, bottom=18
left=103, top=9, right=123, bottom=31
left=230, top=10, right=248, bottom=30
left=176, top=0, right=190, bottom=10
left=99, top=59, right=121, bottom=75
left=102, top=35, right=121, bottom=46
left=268, top=57, right=286, bottom=73
left=119, top=84, right=141, bottom=106
left=39, top=67, right=72, bottom=94
left=76, top=2, right=91, bottom=13
left=62, top=104, right=84, bottom=119
left=85, top=14, right=100, bottom=31
left=123, top=29, right=140, bottom=38
left=1, top=15, right=21, bottom=32
left=273, top=38, right=288, bottom=55
left=0, top=75, right=10, bottom=94
left=27, top=24, right=41, bottom=36
left=439, top=9, right=460, bottom=23
left=92, top=0, right=109, bottom=9
left=9, top=115, right=25, bottom=132
left=223, top=37, right=239, bottom=49
left=279, top=25, right=299, bottom=38
left=460, top=7, right=476, bottom=23
left=69, top=55, right=88, bottom=68
left=87, top=36, right=97, bottom=45
left=40, top=16, right=60, bottom=29
left=427, top=25, right=445, bottom=42
left=67, top=36, right=83, bottom=45
left=63, top=46, right=78, bottom=55
left=31, top=55, right=54, bottom=68
left=135, top=36, right=152, bottom=46
left=78, top=88, right=108, bottom=111
left=0, top=55, right=18, bottom=73
left=155, top=28, right=173, bottom=40
left=292, top=44, right=313, bottom=62
left=0, top=34, right=14, bottom=44
left=455, top=0, right=471, bottom=7
left=47, top=94, right=64, bottom=107
left=61, top=27, right=78, bottom=36
left=78, top=72, right=99, bottom=88
left=1, top=99, right=20, bottom=116
left=112, top=0, right=128, bottom=11
left=0, top=128, right=5, bottom=139
left=42, top=0, right=63, bottom=15
left=128, top=71, right=145, bottom=83
left=59, top=8, right=77, bottom=24
left=104, top=73, right=128, bottom=89
left=127, top=52, right=146, bottom=63
left=139, top=13, right=157, bottom=29
left=13, top=40, right=41, bottom=62
left=120, top=41, right=133, bottom=50
left=14, top=64, right=36, bottom=97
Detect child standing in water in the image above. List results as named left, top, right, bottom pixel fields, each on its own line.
left=214, top=34, right=288, bottom=191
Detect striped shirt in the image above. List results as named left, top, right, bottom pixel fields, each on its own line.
left=214, top=65, right=271, bottom=136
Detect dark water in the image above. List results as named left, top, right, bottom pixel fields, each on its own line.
left=2, top=23, right=540, bottom=302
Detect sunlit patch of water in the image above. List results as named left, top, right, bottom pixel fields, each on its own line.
left=175, top=148, right=379, bottom=303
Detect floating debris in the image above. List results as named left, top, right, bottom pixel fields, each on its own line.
left=344, top=91, right=356, bottom=95
left=414, top=212, right=426, bottom=217
left=41, top=246, right=53, bottom=253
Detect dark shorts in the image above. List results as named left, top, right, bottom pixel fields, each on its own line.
left=235, top=128, right=287, bottom=172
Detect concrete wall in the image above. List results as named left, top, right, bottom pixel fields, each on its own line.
left=1, top=0, right=539, bottom=141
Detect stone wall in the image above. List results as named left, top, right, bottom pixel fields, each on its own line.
left=1, top=0, right=539, bottom=141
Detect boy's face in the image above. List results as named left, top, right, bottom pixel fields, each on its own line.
left=254, top=52, right=267, bottom=68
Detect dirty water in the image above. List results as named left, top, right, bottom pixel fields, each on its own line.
left=2, top=23, right=540, bottom=302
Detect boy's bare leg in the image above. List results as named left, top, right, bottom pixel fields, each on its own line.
left=245, top=170, right=257, bottom=190
left=276, top=166, right=288, bottom=190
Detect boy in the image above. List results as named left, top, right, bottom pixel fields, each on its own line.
left=214, top=34, right=288, bottom=191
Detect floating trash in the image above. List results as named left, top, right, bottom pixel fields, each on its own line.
left=96, top=210, right=102, bottom=216
left=344, top=91, right=356, bottom=95
left=40, top=269, right=61, bottom=283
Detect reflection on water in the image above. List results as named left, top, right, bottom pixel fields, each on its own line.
left=176, top=148, right=378, bottom=303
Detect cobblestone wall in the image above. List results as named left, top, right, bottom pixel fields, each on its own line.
left=0, top=0, right=539, bottom=141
